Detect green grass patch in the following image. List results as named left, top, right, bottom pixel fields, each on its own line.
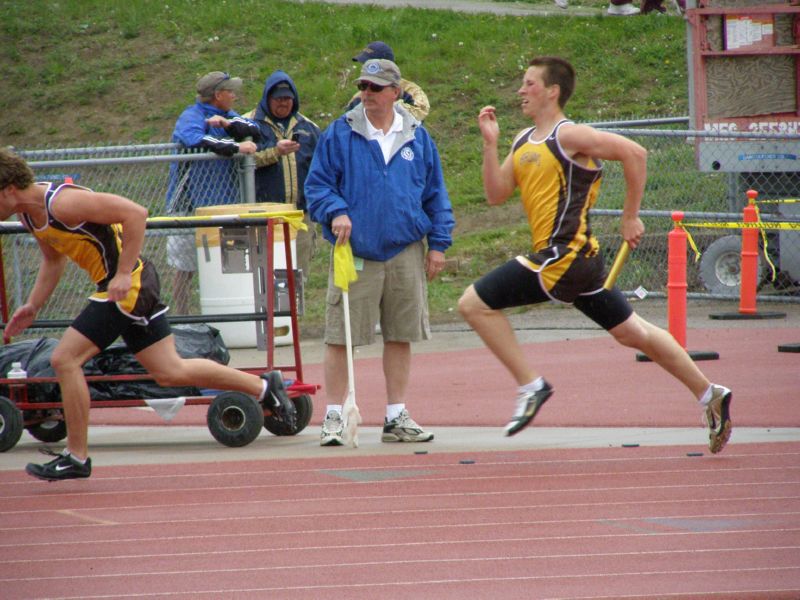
left=0, top=0, right=698, bottom=332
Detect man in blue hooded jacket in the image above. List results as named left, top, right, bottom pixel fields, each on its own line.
left=245, top=71, right=321, bottom=280
left=305, top=59, right=454, bottom=447
left=166, top=71, right=260, bottom=314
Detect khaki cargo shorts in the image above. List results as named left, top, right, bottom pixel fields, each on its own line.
left=324, top=241, right=431, bottom=347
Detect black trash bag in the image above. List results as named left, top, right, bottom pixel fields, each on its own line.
left=0, top=324, right=230, bottom=402
left=88, top=323, right=230, bottom=401
left=173, top=324, right=230, bottom=365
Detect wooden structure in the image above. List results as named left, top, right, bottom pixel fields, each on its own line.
left=686, top=0, right=800, bottom=172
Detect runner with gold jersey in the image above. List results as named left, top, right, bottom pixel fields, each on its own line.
left=0, top=149, right=297, bottom=481
left=458, top=56, right=732, bottom=454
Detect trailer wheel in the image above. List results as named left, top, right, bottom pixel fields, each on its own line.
left=0, top=396, right=24, bottom=452
left=264, top=394, right=313, bottom=436
left=700, top=235, right=765, bottom=296
left=24, top=410, right=68, bottom=443
left=207, top=392, right=263, bottom=447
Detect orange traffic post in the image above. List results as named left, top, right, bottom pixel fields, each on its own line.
left=738, top=189, right=759, bottom=315
left=667, top=211, right=688, bottom=349
left=638, top=211, right=718, bottom=362
left=709, top=189, right=784, bottom=321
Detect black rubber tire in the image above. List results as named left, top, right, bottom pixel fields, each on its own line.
left=263, top=394, right=313, bottom=436
left=206, top=392, right=263, bottom=447
left=699, top=235, right=765, bottom=296
left=0, top=396, right=24, bottom=453
left=24, top=410, right=68, bottom=443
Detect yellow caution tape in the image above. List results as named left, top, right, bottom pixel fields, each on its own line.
left=684, top=221, right=800, bottom=231
left=673, top=217, right=701, bottom=262
left=683, top=214, right=784, bottom=281
left=754, top=205, right=777, bottom=281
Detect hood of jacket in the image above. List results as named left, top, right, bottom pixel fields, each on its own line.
left=255, top=71, right=299, bottom=121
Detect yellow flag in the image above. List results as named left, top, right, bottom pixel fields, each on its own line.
left=334, top=242, right=358, bottom=292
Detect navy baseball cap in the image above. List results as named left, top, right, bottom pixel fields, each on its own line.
left=270, top=82, right=294, bottom=99
left=353, top=41, right=395, bottom=63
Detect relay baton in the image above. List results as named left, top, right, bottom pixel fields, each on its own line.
left=603, top=241, right=631, bottom=290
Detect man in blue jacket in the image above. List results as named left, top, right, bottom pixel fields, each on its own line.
left=245, top=71, right=321, bottom=280
left=166, top=71, right=260, bottom=314
left=306, top=59, right=455, bottom=447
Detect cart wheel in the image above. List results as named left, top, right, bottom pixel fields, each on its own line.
left=24, top=410, right=68, bottom=443
left=700, top=235, right=765, bottom=296
left=0, top=396, right=24, bottom=453
left=207, top=392, right=263, bottom=447
left=264, top=394, right=313, bottom=436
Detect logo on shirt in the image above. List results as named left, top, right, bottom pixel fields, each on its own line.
left=401, top=147, right=414, bottom=161
left=519, top=151, right=541, bottom=166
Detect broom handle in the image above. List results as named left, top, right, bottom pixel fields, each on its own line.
left=342, top=291, right=356, bottom=395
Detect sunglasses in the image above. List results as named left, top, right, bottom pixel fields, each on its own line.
left=214, top=72, right=231, bottom=91
left=357, top=81, right=390, bottom=93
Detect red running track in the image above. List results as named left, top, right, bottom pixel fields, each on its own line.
left=88, top=327, right=800, bottom=429
left=1, top=442, right=799, bottom=599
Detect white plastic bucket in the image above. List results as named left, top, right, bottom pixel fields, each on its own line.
left=195, top=203, right=296, bottom=348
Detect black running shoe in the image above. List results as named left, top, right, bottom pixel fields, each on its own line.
left=260, top=370, right=296, bottom=430
left=26, top=449, right=91, bottom=481
left=504, top=381, right=553, bottom=437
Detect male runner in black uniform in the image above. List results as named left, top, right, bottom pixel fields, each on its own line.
left=0, top=148, right=295, bottom=481
left=458, top=56, right=732, bottom=454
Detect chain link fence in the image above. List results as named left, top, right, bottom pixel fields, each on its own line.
left=588, top=123, right=800, bottom=303
left=2, top=122, right=799, bottom=340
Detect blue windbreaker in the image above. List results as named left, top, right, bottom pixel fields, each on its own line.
left=166, top=101, right=260, bottom=212
left=305, top=105, right=454, bottom=261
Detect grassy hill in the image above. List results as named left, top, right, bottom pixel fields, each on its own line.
left=0, top=0, right=690, bottom=331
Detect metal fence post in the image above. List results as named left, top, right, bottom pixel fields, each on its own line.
left=239, top=154, right=256, bottom=204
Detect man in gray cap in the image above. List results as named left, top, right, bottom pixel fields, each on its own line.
left=306, top=59, right=454, bottom=447
left=348, top=41, right=429, bottom=121
left=166, top=71, right=260, bottom=314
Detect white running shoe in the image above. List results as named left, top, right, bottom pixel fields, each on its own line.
left=607, top=3, right=641, bottom=15
left=504, top=380, right=553, bottom=437
left=382, top=409, right=433, bottom=442
left=704, top=385, right=732, bottom=454
left=320, top=410, right=344, bottom=446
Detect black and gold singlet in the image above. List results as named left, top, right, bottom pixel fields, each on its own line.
left=510, top=120, right=606, bottom=301
left=512, top=119, right=603, bottom=254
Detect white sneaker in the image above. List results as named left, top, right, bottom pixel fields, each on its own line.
left=320, top=410, right=344, bottom=446
left=554, top=0, right=568, bottom=8
left=607, top=3, right=640, bottom=15
left=504, top=380, right=554, bottom=437
left=382, top=409, right=433, bottom=443
left=704, top=385, right=732, bottom=454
